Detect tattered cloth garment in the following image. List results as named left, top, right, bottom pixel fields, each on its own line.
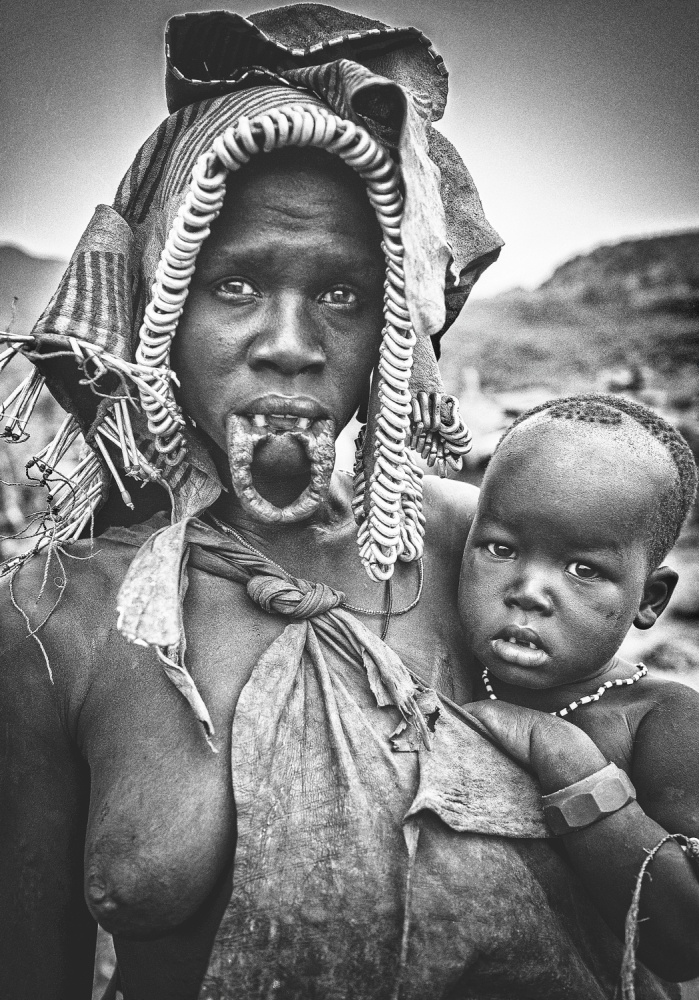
left=114, top=518, right=678, bottom=1000
left=117, top=517, right=548, bottom=833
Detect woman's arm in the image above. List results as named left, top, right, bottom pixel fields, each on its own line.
left=0, top=580, right=96, bottom=1000
left=466, top=696, right=699, bottom=982
left=423, top=476, right=479, bottom=577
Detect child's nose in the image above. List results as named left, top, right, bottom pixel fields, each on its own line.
left=504, top=570, right=553, bottom=614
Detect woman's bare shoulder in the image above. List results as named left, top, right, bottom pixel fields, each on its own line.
left=1, top=534, right=138, bottom=619
left=422, top=475, right=479, bottom=556
left=0, top=535, right=140, bottom=703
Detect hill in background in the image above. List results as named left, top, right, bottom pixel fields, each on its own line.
left=3, top=229, right=698, bottom=393
left=540, top=229, right=699, bottom=311
left=0, top=245, right=66, bottom=335
left=440, top=229, right=699, bottom=404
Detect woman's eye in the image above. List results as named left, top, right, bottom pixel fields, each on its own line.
left=320, top=286, right=358, bottom=308
left=566, top=561, right=599, bottom=580
left=486, top=541, right=516, bottom=559
left=214, top=278, right=258, bottom=300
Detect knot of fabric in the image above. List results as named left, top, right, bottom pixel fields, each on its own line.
left=247, top=574, right=344, bottom=620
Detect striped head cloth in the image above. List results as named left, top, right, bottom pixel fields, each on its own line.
left=2, top=4, right=502, bottom=584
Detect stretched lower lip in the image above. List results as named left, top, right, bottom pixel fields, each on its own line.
left=491, top=638, right=549, bottom=668
left=226, top=413, right=336, bottom=524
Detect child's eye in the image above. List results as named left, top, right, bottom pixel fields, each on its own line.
left=214, top=278, right=259, bottom=300
left=486, top=541, right=516, bottom=559
left=566, top=561, right=600, bottom=579
left=319, top=286, right=358, bottom=308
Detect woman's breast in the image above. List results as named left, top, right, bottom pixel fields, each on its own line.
left=80, top=558, right=468, bottom=947
left=81, top=571, right=284, bottom=936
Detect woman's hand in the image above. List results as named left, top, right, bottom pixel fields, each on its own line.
left=465, top=700, right=609, bottom=793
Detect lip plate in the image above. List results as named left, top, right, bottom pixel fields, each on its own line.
left=241, top=394, right=329, bottom=420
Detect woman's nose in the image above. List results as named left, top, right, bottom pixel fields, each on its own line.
left=247, top=295, right=325, bottom=377
left=504, top=569, right=553, bottom=614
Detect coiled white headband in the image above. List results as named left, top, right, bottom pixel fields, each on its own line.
left=136, top=102, right=426, bottom=580
left=0, top=103, right=472, bottom=580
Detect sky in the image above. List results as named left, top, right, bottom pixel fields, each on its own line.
left=1, top=0, right=698, bottom=296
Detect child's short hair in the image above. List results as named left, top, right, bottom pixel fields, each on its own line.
left=495, top=393, right=698, bottom=569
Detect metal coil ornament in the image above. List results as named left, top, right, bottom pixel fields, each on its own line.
left=136, top=103, right=433, bottom=580
left=0, top=103, right=473, bottom=581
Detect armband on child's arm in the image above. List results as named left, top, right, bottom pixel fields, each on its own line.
left=541, top=762, right=636, bottom=835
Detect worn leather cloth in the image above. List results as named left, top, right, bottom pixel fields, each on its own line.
left=108, top=517, right=678, bottom=1000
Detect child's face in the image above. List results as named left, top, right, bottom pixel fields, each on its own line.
left=458, top=419, right=670, bottom=690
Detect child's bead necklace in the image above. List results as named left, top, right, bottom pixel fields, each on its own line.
left=481, top=663, right=648, bottom=718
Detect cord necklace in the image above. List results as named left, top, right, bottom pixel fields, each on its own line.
left=209, top=515, right=423, bottom=641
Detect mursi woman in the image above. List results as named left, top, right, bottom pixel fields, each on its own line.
left=0, top=6, right=688, bottom=999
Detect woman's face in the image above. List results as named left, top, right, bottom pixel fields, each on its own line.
left=172, top=148, right=385, bottom=491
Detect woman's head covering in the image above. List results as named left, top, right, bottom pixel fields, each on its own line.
left=0, top=4, right=502, bottom=581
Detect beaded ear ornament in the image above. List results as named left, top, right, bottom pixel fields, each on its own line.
left=0, top=104, right=471, bottom=581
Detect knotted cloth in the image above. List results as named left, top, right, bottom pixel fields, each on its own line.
left=247, top=574, right=342, bottom=619
left=118, top=516, right=443, bottom=747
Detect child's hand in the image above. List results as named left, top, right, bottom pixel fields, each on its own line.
left=465, top=700, right=608, bottom=794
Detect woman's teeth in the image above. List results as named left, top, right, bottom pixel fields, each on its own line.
left=250, top=414, right=312, bottom=431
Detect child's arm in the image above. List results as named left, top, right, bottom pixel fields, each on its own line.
left=466, top=693, right=699, bottom=982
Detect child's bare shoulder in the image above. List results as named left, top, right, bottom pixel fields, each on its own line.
left=619, top=673, right=699, bottom=762
left=634, top=673, right=699, bottom=721
left=627, top=675, right=699, bottom=833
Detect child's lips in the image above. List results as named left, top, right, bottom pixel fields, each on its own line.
left=490, top=624, right=549, bottom=668
left=490, top=638, right=549, bottom=668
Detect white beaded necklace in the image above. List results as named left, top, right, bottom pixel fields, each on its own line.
left=481, top=663, right=648, bottom=718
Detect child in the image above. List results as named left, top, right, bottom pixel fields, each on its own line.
left=460, top=393, right=699, bottom=982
